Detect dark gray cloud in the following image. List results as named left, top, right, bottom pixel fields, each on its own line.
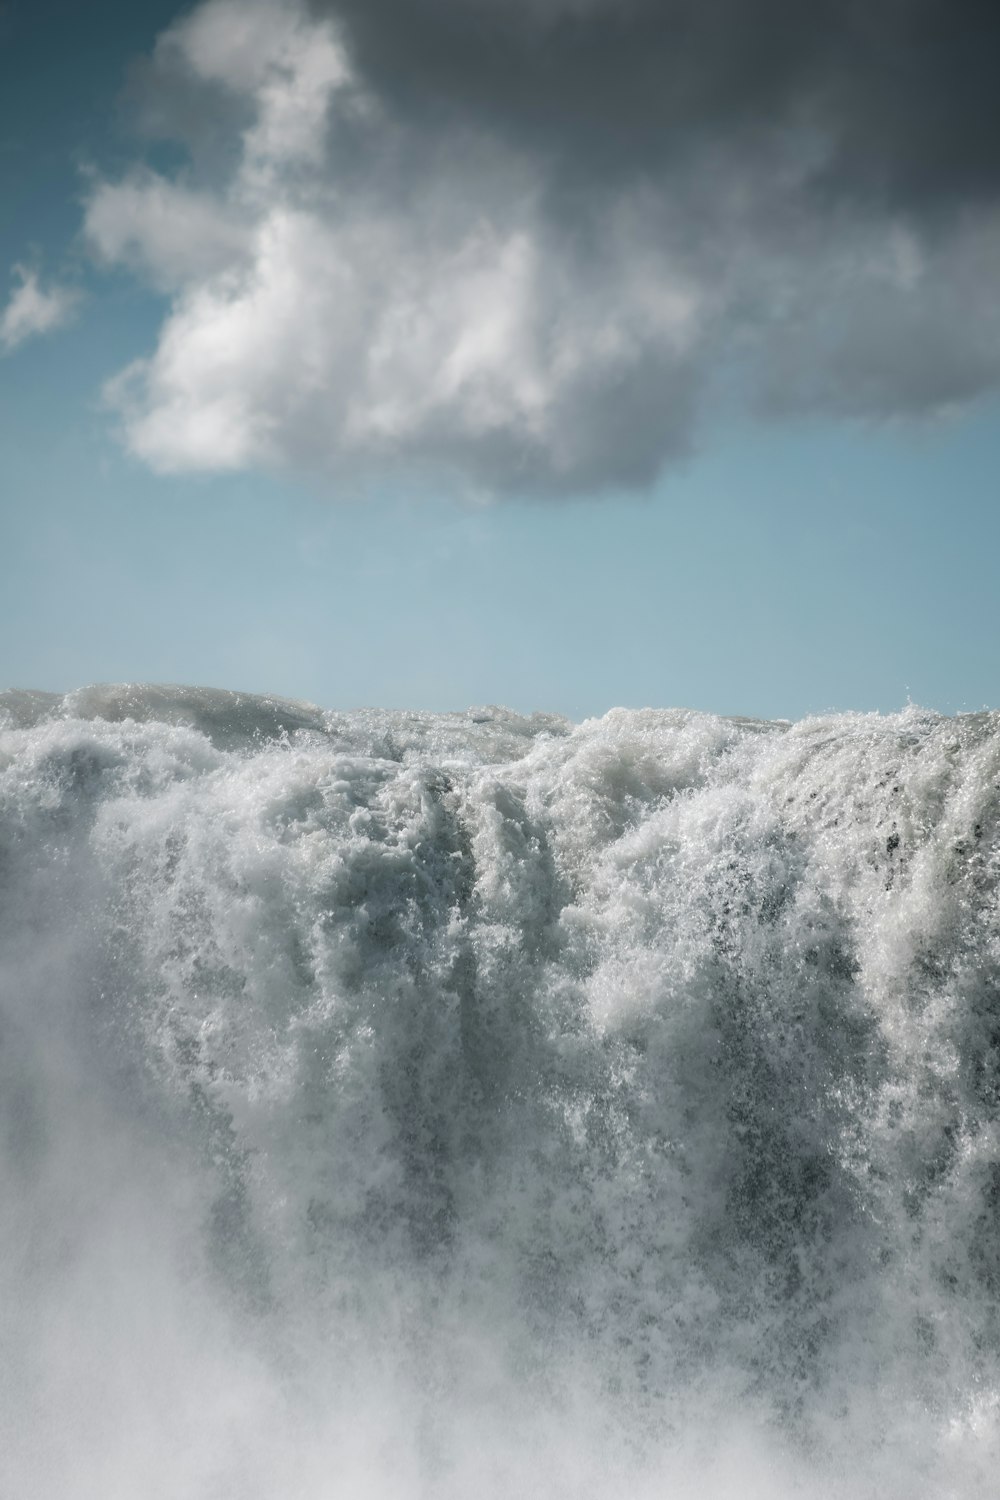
left=82, top=0, right=1000, bottom=493
left=317, top=0, right=1000, bottom=209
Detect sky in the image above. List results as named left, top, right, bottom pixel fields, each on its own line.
left=2, top=0, right=1000, bottom=722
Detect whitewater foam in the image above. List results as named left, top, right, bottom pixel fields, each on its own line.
left=2, top=685, right=999, bottom=1497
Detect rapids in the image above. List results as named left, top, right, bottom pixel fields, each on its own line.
left=1, top=684, right=999, bottom=1497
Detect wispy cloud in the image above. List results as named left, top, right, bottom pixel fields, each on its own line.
left=0, top=264, right=79, bottom=353
left=84, top=0, right=1000, bottom=494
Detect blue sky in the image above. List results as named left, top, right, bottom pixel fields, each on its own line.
left=2, top=0, right=999, bottom=721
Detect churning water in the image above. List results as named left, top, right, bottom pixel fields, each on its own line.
left=2, top=684, right=999, bottom=1498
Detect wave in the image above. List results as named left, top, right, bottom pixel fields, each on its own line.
left=2, top=684, right=999, bottom=1497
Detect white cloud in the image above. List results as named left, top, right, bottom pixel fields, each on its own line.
left=83, top=0, right=1000, bottom=494
left=85, top=0, right=705, bottom=490
left=99, top=191, right=702, bottom=484
left=86, top=173, right=252, bottom=291
left=157, top=0, right=350, bottom=177
left=0, top=266, right=78, bottom=353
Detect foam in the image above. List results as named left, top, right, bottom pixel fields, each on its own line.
left=1, top=686, right=998, bottom=1496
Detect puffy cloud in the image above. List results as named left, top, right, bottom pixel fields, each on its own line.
left=86, top=0, right=1000, bottom=493
left=86, top=173, right=252, bottom=291
left=158, top=0, right=350, bottom=177
left=0, top=265, right=78, bottom=353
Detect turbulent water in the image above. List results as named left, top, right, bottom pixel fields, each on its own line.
left=2, top=684, right=1000, bottom=1499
